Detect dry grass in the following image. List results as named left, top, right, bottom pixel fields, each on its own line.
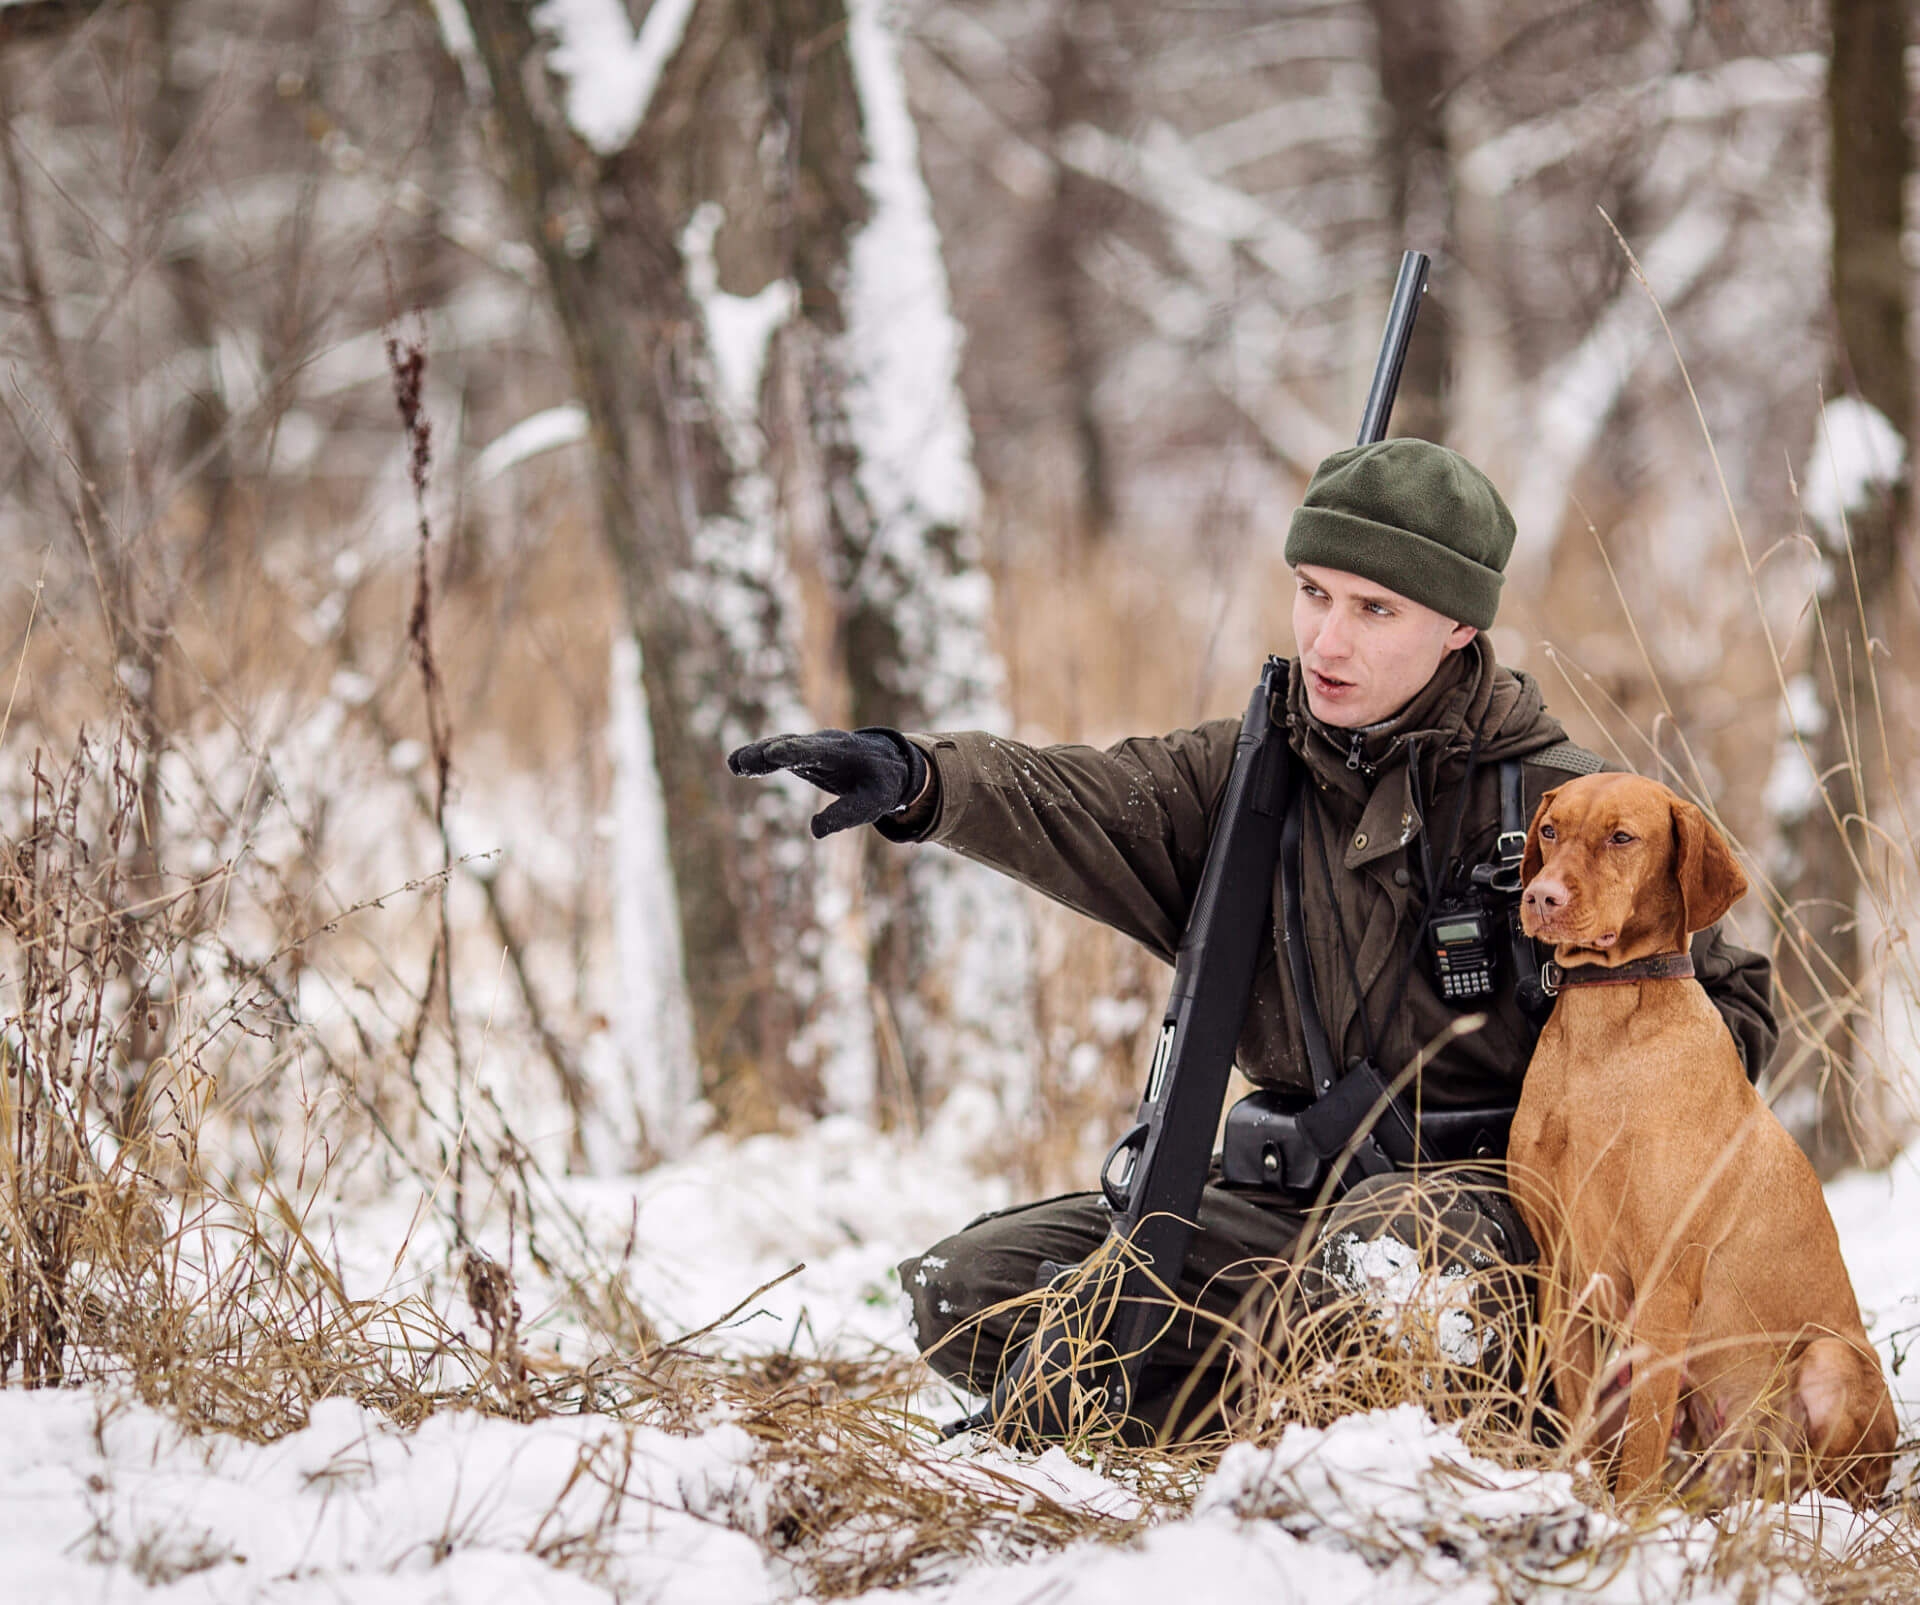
left=0, top=715, right=1911, bottom=1601
left=0, top=266, right=1910, bottom=1605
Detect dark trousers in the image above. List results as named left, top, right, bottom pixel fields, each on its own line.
left=899, top=1168, right=1534, bottom=1438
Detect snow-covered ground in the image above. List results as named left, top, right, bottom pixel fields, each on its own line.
left=5, top=1121, right=1917, bottom=1603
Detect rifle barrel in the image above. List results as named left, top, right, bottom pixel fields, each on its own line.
left=1356, top=250, right=1430, bottom=446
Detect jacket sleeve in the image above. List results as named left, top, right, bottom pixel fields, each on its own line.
left=1690, top=922, right=1778, bottom=1083
left=875, top=723, right=1240, bottom=964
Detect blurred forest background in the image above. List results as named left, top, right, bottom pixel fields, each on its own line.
left=0, top=0, right=1912, bottom=1222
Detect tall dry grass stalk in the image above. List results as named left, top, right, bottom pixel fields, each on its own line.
left=1527, top=224, right=1920, bottom=1172
left=0, top=650, right=1908, bottom=1601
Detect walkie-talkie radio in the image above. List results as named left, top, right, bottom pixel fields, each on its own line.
left=1427, top=900, right=1497, bottom=1000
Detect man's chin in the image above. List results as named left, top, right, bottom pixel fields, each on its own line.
left=1305, top=677, right=1371, bottom=726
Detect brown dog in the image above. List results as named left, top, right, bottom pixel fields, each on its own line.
left=1508, top=772, right=1895, bottom=1507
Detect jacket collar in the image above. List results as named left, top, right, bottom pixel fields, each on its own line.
left=1285, top=636, right=1572, bottom=867
left=1297, top=639, right=1476, bottom=783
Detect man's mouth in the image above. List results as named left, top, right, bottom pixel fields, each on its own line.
left=1308, top=668, right=1355, bottom=697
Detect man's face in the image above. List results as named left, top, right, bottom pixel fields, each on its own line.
left=1291, top=564, right=1479, bottom=728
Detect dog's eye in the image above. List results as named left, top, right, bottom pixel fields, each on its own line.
left=1539, top=823, right=1556, bottom=841
left=1608, top=831, right=1636, bottom=846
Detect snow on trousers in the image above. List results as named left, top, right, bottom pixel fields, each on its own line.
left=898, top=1167, right=1536, bottom=1437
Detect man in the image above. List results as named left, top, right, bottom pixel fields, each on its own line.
left=729, top=439, right=1776, bottom=1438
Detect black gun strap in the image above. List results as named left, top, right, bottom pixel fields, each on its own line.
left=1279, top=793, right=1398, bottom=1180
left=1279, top=796, right=1340, bottom=1099
left=1498, top=759, right=1550, bottom=1020
left=1499, top=759, right=1526, bottom=854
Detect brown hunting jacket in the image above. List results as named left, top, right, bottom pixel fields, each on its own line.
left=883, top=637, right=1776, bottom=1108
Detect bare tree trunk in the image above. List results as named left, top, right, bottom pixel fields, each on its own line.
left=1037, top=1, right=1116, bottom=544
left=833, top=0, right=1034, bottom=1122
left=714, top=0, right=1036, bottom=1125
left=452, top=0, right=1032, bottom=1138
left=1777, top=0, right=1910, bottom=1173
left=457, top=0, right=833, bottom=1129
left=1367, top=0, right=1451, bottom=442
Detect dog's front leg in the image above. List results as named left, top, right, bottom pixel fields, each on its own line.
left=1614, top=1277, right=1695, bottom=1502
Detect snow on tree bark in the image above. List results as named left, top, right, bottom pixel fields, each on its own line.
left=680, top=205, right=879, bottom=1123
left=838, top=0, right=1036, bottom=1123
left=608, top=632, right=700, bottom=1159
left=1777, top=392, right=1909, bottom=1172
left=1770, top=0, right=1913, bottom=1176
left=453, top=0, right=842, bottom=1134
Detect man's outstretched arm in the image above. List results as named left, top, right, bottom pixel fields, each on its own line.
left=731, top=720, right=1241, bottom=963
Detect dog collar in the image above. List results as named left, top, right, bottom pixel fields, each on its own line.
left=1539, top=951, right=1695, bottom=996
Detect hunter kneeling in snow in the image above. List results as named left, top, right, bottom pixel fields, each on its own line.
left=729, top=439, right=1775, bottom=1443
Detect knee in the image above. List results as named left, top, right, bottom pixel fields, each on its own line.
left=1299, top=1173, right=1532, bottom=1371
left=897, top=1241, right=969, bottom=1353
left=1314, top=1171, right=1523, bottom=1277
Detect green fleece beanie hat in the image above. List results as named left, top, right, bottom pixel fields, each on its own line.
left=1283, top=439, right=1515, bottom=630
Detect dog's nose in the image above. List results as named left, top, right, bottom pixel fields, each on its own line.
left=1524, top=877, right=1569, bottom=915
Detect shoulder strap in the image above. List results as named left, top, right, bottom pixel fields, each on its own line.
left=1279, top=797, right=1341, bottom=1098
left=1526, top=741, right=1606, bottom=777
left=1497, top=759, right=1553, bottom=1024
left=1279, top=793, right=1401, bottom=1178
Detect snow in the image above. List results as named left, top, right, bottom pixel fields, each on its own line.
left=1505, top=124, right=1790, bottom=578
left=842, top=0, right=1037, bottom=1116
left=1761, top=672, right=1829, bottom=823
left=680, top=203, right=796, bottom=432
left=608, top=634, right=699, bottom=1162
left=1317, top=1231, right=1490, bottom=1365
left=0, top=1390, right=775, bottom=1601
left=2, top=1115, right=1917, bottom=1601
left=1459, top=53, right=1821, bottom=197
left=844, top=0, right=985, bottom=555
left=426, top=0, right=490, bottom=104
left=472, top=405, right=590, bottom=483
left=536, top=0, right=699, bottom=156
left=1801, top=396, right=1907, bottom=537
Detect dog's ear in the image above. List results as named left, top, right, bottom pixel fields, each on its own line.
left=1521, top=787, right=1561, bottom=884
left=1671, top=797, right=1747, bottom=932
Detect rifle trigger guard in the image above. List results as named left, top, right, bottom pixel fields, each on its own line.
left=1100, top=1121, right=1150, bottom=1213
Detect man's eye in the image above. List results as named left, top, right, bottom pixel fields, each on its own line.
left=1608, top=831, right=1636, bottom=846
left=1539, top=823, right=1556, bottom=841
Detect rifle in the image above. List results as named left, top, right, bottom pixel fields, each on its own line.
left=946, top=251, right=1432, bottom=1442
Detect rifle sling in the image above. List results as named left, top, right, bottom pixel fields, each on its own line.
left=1278, top=797, right=1339, bottom=1097
left=1278, top=793, right=1400, bottom=1179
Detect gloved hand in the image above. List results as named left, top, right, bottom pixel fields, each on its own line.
left=727, top=728, right=930, bottom=838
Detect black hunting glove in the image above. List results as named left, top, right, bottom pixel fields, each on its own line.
left=727, top=728, right=929, bottom=839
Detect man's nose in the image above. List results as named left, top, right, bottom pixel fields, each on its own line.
left=1311, top=615, right=1350, bottom=660
left=1523, top=876, right=1570, bottom=916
